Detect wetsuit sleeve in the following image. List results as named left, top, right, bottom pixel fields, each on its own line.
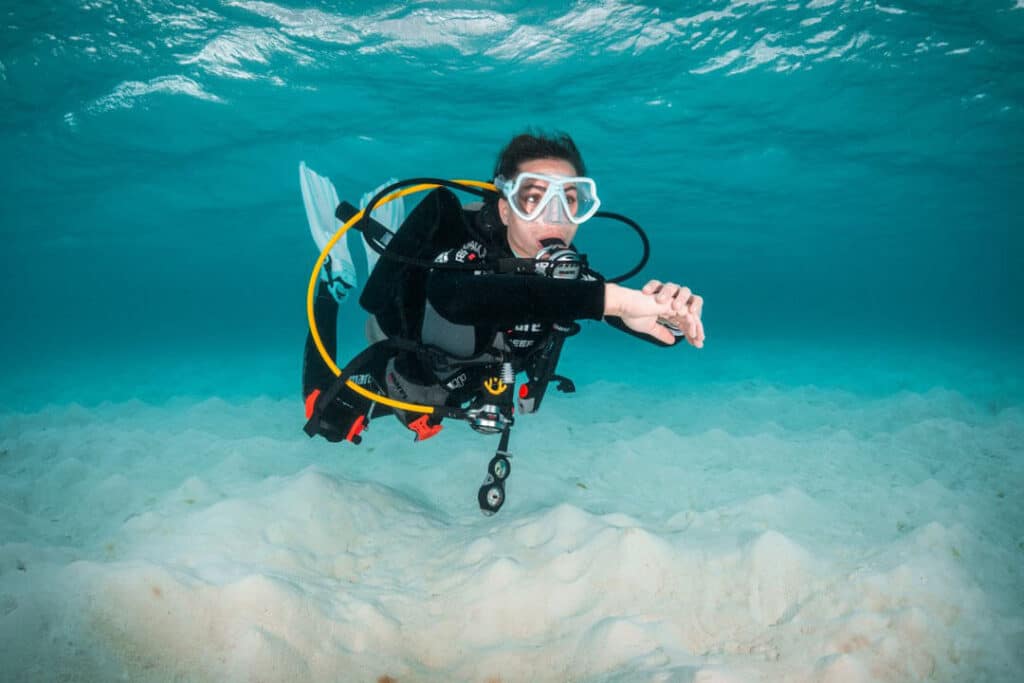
left=426, top=269, right=605, bottom=326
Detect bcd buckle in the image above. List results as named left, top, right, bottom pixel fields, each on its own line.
left=407, top=414, right=443, bottom=441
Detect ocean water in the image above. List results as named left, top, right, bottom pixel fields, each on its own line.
left=1, top=1, right=1022, bottom=682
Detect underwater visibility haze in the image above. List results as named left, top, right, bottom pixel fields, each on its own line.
left=1, top=1, right=1023, bottom=681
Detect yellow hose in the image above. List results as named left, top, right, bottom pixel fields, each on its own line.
left=306, top=179, right=497, bottom=415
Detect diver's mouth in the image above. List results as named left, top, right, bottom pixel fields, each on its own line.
left=536, top=233, right=569, bottom=250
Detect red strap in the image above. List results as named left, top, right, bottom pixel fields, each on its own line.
left=407, top=414, right=443, bottom=441
left=304, top=389, right=322, bottom=419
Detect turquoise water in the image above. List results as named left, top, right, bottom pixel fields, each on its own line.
left=2, top=5, right=1024, bottom=680
left=2, top=1, right=1023, bottom=407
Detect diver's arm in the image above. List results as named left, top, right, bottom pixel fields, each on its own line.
left=428, top=266, right=703, bottom=346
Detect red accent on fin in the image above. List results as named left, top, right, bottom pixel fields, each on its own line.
left=407, top=414, right=443, bottom=441
left=304, top=389, right=322, bottom=419
left=519, top=384, right=529, bottom=398
left=346, top=414, right=367, bottom=443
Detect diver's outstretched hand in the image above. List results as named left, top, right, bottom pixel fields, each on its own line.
left=604, top=281, right=705, bottom=347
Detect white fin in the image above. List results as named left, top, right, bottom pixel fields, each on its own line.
left=359, top=178, right=406, bottom=273
left=299, top=161, right=357, bottom=303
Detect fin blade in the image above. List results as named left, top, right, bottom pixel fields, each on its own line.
left=299, top=161, right=357, bottom=301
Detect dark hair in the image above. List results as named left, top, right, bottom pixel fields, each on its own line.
left=492, top=131, right=587, bottom=180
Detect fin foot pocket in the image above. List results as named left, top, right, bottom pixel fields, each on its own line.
left=303, top=385, right=372, bottom=444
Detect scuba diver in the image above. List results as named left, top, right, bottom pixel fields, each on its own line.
left=300, top=132, right=705, bottom=515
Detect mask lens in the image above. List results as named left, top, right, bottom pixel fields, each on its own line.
left=513, top=178, right=551, bottom=219
left=568, top=180, right=598, bottom=222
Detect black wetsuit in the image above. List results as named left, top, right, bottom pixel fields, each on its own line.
left=302, top=196, right=677, bottom=439
left=379, top=206, right=681, bottom=418
left=425, top=237, right=674, bottom=353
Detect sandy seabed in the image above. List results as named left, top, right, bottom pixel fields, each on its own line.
left=0, top=371, right=1021, bottom=682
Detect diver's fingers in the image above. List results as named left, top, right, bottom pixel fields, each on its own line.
left=672, top=311, right=697, bottom=345
left=689, top=294, right=704, bottom=319
left=655, top=282, right=684, bottom=305
left=691, top=317, right=705, bottom=348
left=669, top=286, right=692, bottom=312
left=642, top=279, right=663, bottom=295
left=655, top=282, right=675, bottom=304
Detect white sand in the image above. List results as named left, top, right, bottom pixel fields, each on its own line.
left=1, top=362, right=1022, bottom=682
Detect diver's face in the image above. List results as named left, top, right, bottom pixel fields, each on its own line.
left=498, top=158, right=581, bottom=257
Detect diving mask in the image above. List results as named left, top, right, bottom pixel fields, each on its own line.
left=494, top=172, right=601, bottom=225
